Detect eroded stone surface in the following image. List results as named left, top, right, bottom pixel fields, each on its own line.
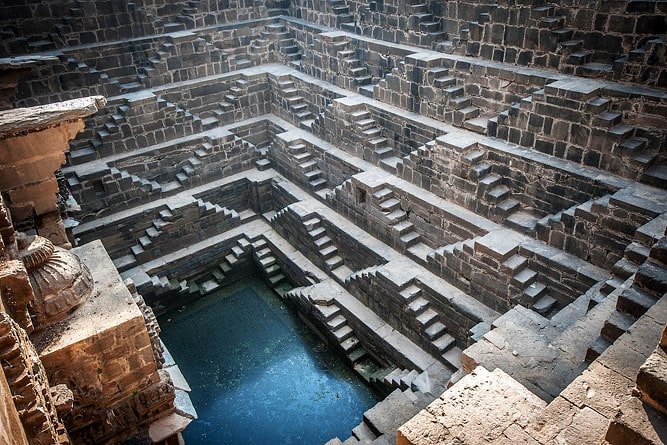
left=397, top=367, right=546, bottom=445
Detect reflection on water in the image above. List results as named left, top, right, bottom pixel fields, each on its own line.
left=159, top=276, right=379, bottom=445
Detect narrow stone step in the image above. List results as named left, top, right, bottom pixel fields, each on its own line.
left=327, top=315, right=347, bottom=331
left=416, top=308, right=437, bottom=327
left=433, top=333, right=456, bottom=353
left=532, top=294, right=557, bottom=315
left=399, top=284, right=421, bottom=302
left=424, top=321, right=446, bottom=340
left=601, top=310, right=636, bottom=342
left=408, top=297, right=429, bottom=315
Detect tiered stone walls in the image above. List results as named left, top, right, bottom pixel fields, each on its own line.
left=73, top=184, right=249, bottom=270
left=495, top=78, right=667, bottom=184
left=312, top=97, right=444, bottom=168
left=271, top=204, right=386, bottom=272
left=460, top=0, right=667, bottom=86
left=330, top=175, right=492, bottom=253
left=427, top=228, right=608, bottom=314
left=535, top=188, right=667, bottom=270
left=290, top=0, right=354, bottom=28
left=345, top=266, right=462, bottom=363
left=374, top=51, right=550, bottom=133
left=397, top=132, right=617, bottom=226
left=10, top=23, right=273, bottom=107
left=168, top=0, right=289, bottom=29
left=270, top=73, right=344, bottom=130
left=289, top=20, right=406, bottom=88
left=157, top=71, right=271, bottom=126
left=270, top=133, right=364, bottom=196
left=291, top=0, right=666, bottom=86
left=0, top=0, right=162, bottom=54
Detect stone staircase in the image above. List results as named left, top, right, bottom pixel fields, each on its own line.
left=344, top=268, right=462, bottom=370
left=252, top=238, right=287, bottom=287
left=199, top=80, right=246, bottom=129
left=302, top=215, right=354, bottom=281
left=285, top=283, right=375, bottom=366
left=433, top=67, right=487, bottom=134
left=63, top=54, right=122, bottom=94
left=187, top=238, right=252, bottom=295
left=617, top=36, right=666, bottom=88
left=349, top=109, right=399, bottom=171
left=138, top=43, right=172, bottom=88
left=117, top=200, right=241, bottom=270
left=398, top=282, right=461, bottom=369
left=460, top=146, right=542, bottom=232
left=613, top=240, right=651, bottom=280
left=68, top=103, right=131, bottom=164
left=333, top=364, right=450, bottom=445
left=504, top=254, right=558, bottom=316
left=114, top=207, right=174, bottom=271
left=275, top=79, right=315, bottom=129
left=371, top=187, right=431, bottom=261
left=174, top=141, right=213, bottom=185
left=332, top=386, right=436, bottom=445
left=285, top=141, right=333, bottom=198
left=327, top=0, right=355, bottom=26
left=68, top=97, right=197, bottom=165
left=334, top=43, right=373, bottom=90
left=431, top=238, right=558, bottom=317
left=534, top=191, right=665, bottom=272
left=262, top=23, right=303, bottom=68
left=497, top=84, right=661, bottom=183
left=586, top=234, right=667, bottom=362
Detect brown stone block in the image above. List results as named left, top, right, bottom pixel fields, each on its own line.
left=526, top=396, right=579, bottom=443
left=605, top=397, right=667, bottom=445
left=7, top=178, right=59, bottom=215
left=559, top=361, right=635, bottom=419
left=636, top=346, right=667, bottom=415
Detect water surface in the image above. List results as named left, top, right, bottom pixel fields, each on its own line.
left=159, top=276, right=379, bottom=445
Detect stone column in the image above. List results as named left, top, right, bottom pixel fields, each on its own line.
left=0, top=96, right=106, bottom=247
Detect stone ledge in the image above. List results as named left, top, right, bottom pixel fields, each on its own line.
left=0, top=96, right=106, bottom=138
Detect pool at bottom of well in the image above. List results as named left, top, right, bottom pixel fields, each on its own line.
left=159, top=276, right=380, bottom=444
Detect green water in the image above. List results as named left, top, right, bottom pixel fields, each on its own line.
left=158, top=277, right=380, bottom=445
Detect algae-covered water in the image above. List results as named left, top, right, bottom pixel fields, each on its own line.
left=159, top=276, right=379, bottom=445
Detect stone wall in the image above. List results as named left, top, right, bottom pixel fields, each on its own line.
left=330, top=176, right=491, bottom=253
left=312, top=97, right=444, bottom=167
left=68, top=128, right=256, bottom=216
left=494, top=78, right=667, bottom=183
left=11, top=22, right=273, bottom=108
left=427, top=228, right=608, bottom=314
left=397, top=132, right=617, bottom=228
left=460, top=0, right=667, bottom=86
left=0, top=0, right=162, bottom=55
left=374, top=51, right=549, bottom=133
left=271, top=204, right=386, bottom=272
left=270, top=133, right=364, bottom=196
